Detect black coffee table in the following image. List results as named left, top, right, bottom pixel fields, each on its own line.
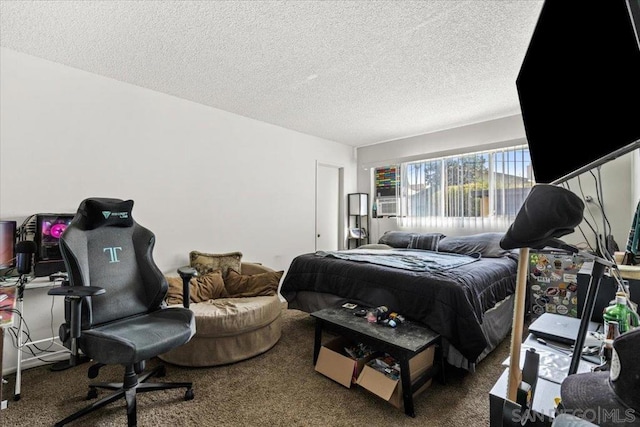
left=311, top=306, right=444, bottom=417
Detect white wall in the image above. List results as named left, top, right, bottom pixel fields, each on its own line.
left=0, top=48, right=356, bottom=374
left=0, top=48, right=356, bottom=272
left=561, top=153, right=635, bottom=252
left=357, top=115, right=528, bottom=170
left=357, top=115, right=637, bottom=252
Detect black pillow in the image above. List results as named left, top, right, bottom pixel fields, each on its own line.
left=79, top=198, right=134, bottom=230
left=437, top=232, right=509, bottom=258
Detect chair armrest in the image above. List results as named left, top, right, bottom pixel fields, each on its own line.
left=48, top=285, right=106, bottom=298
left=48, top=285, right=105, bottom=340
left=177, top=266, right=198, bottom=309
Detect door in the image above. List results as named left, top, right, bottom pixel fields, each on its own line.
left=316, top=163, right=342, bottom=251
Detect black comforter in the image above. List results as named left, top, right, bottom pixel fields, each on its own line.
left=280, top=249, right=519, bottom=362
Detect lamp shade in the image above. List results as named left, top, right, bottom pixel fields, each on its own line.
left=348, top=193, right=368, bottom=216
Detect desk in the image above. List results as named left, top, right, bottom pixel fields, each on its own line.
left=1, top=276, right=69, bottom=404
left=489, top=332, right=599, bottom=427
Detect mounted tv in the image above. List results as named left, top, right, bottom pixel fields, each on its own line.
left=0, top=220, right=17, bottom=271
left=35, top=213, right=74, bottom=263
left=517, top=0, right=640, bottom=184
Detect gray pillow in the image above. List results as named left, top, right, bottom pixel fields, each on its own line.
left=408, top=233, right=446, bottom=251
left=437, top=232, right=509, bottom=258
left=378, top=231, right=416, bottom=248
left=379, top=231, right=447, bottom=250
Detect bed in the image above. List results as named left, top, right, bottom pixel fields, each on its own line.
left=279, top=231, right=519, bottom=371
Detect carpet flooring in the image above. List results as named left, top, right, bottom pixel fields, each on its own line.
left=0, top=307, right=512, bottom=426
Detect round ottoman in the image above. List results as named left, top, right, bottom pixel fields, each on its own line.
left=159, top=294, right=283, bottom=367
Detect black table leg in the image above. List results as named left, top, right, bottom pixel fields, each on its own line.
left=437, top=341, right=446, bottom=385
left=399, top=356, right=415, bottom=417
left=313, top=319, right=323, bottom=365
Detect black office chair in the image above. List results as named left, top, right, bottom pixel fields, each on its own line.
left=47, top=197, right=196, bottom=427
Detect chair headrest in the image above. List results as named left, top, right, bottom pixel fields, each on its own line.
left=77, top=198, right=134, bottom=230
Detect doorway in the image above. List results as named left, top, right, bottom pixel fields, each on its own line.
left=316, top=163, right=343, bottom=251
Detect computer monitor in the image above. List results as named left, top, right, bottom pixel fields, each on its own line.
left=517, top=0, right=640, bottom=185
left=0, top=220, right=17, bottom=270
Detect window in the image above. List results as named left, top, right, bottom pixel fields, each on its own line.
left=396, top=145, right=534, bottom=230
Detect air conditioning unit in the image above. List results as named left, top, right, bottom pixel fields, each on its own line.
left=377, top=198, right=397, bottom=216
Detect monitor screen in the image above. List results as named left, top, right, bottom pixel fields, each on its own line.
left=0, top=220, right=17, bottom=270
left=35, top=214, right=74, bottom=262
left=517, top=0, right=640, bottom=184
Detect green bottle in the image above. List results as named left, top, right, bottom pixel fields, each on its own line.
left=603, top=293, right=638, bottom=335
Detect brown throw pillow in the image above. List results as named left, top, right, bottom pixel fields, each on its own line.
left=224, top=268, right=284, bottom=298
left=165, top=270, right=227, bottom=305
left=189, top=250, right=243, bottom=277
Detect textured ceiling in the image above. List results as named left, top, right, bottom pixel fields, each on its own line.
left=0, top=0, right=544, bottom=146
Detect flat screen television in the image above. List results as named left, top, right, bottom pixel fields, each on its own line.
left=0, top=220, right=17, bottom=270
left=35, top=213, right=75, bottom=262
left=517, top=0, right=640, bottom=184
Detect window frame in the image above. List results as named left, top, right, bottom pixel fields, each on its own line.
left=393, top=144, right=535, bottom=230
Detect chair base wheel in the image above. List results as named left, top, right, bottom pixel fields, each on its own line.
left=87, top=388, right=98, bottom=399
left=156, top=365, right=167, bottom=377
